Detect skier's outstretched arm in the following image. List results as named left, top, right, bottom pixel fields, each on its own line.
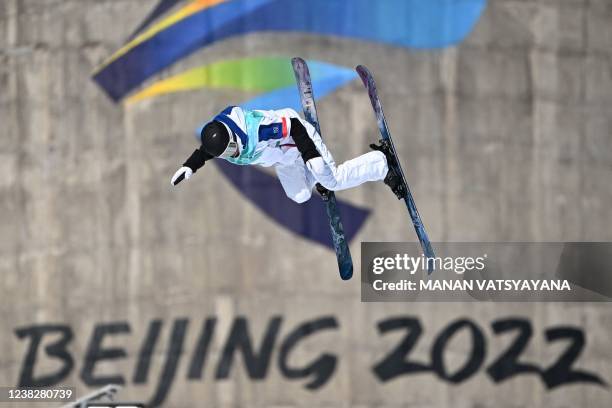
left=171, top=147, right=214, bottom=186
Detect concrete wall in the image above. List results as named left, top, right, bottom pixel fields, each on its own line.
left=1, top=0, right=611, bottom=407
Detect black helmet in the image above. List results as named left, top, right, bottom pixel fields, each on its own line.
left=200, top=121, right=238, bottom=158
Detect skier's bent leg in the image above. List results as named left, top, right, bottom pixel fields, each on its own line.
left=306, top=151, right=388, bottom=191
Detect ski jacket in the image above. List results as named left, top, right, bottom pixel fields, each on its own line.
left=212, top=106, right=302, bottom=167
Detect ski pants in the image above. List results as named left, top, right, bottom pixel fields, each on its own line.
left=275, top=118, right=388, bottom=203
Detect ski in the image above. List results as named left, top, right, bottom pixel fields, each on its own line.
left=291, top=57, right=353, bottom=280
left=356, top=65, right=435, bottom=273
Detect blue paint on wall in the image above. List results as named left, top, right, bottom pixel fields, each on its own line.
left=94, top=0, right=487, bottom=101
left=127, top=0, right=185, bottom=41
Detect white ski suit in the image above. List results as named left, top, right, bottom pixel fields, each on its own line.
left=214, top=106, right=388, bottom=203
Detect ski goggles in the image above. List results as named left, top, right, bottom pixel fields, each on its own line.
left=218, top=122, right=241, bottom=159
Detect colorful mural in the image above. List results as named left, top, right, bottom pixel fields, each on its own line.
left=92, top=0, right=487, bottom=250
left=93, top=0, right=486, bottom=101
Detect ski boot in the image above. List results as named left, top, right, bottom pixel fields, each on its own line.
left=370, top=139, right=407, bottom=199
left=315, top=183, right=332, bottom=201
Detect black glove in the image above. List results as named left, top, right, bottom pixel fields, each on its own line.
left=184, top=147, right=213, bottom=171
left=171, top=147, right=214, bottom=186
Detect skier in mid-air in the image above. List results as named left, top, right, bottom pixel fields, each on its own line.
left=171, top=105, right=403, bottom=201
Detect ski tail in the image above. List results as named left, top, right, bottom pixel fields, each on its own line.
left=356, top=65, right=436, bottom=273
left=292, top=57, right=353, bottom=280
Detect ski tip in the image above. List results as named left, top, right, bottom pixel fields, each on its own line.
left=340, top=267, right=353, bottom=280
left=291, top=56, right=305, bottom=65
left=338, top=254, right=353, bottom=280
left=355, top=65, right=370, bottom=86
